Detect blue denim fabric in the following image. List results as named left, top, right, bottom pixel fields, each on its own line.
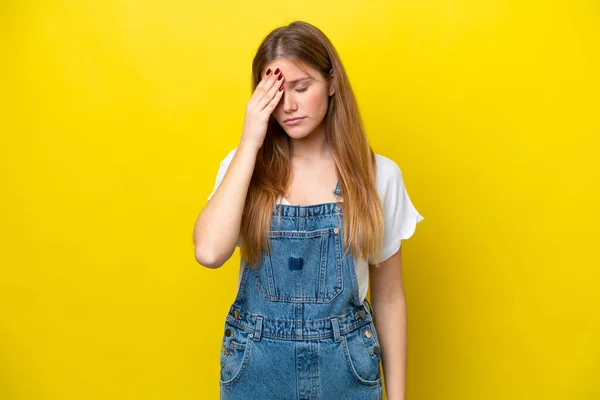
left=220, top=181, right=383, bottom=399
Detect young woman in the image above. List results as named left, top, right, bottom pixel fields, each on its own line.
left=194, top=21, right=424, bottom=400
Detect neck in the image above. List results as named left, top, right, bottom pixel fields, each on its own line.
left=290, top=122, right=332, bottom=162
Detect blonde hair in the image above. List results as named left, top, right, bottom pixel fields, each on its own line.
left=241, top=21, right=384, bottom=268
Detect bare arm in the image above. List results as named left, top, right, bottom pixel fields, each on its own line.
left=193, top=67, right=286, bottom=269
left=369, top=246, right=407, bottom=400
left=193, top=140, right=260, bottom=268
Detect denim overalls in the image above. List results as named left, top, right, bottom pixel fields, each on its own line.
left=219, top=181, right=383, bottom=399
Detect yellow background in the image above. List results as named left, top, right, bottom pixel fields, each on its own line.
left=2, top=0, right=599, bottom=399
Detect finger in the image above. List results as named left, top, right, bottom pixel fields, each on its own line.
left=257, top=68, right=283, bottom=101
left=247, top=70, right=273, bottom=109
left=249, top=68, right=280, bottom=108
left=257, top=73, right=284, bottom=111
left=263, top=81, right=285, bottom=112
left=256, top=68, right=275, bottom=90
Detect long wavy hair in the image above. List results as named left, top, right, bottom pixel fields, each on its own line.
left=240, top=21, right=384, bottom=269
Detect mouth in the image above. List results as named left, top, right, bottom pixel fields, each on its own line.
left=284, top=117, right=306, bottom=124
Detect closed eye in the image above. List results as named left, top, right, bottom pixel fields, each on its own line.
left=295, top=87, right=308, bottom=93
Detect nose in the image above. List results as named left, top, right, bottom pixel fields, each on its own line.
left=282, top=91, right=297, bottom=113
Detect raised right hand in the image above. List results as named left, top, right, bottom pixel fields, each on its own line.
left=240, top=67, right=285, bottom=150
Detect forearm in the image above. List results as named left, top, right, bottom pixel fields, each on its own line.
left=193, top=140, right=259, bottom=268
left=372, top=295, right=407, bottom=400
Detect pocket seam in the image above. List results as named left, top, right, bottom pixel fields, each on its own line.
left=229, top=340, right=246, bottom=350
left=255, top=227, right=343, bottom=303
left=341, top=335, right=382, bottom=386
left=222, top=322, right=249, bottom=349
left=219, top=335, right=253, bottom=387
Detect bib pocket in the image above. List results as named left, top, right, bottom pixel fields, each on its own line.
left=254, top=227, right=343, bottom=303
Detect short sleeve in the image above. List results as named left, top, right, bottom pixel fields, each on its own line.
left=368, top=160, right=424, bottom=264
left=207, top=148, right=237, bottom=201
left=206, top=148, right=242, bottom=247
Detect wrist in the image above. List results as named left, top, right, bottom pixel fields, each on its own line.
left=239, top=138, right=261, bottom=153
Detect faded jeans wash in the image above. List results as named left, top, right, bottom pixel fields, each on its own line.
left=219, top=181, right=383, bottom=399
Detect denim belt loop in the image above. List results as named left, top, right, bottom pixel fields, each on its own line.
left=331, top=317, right=342, bottom=342
left=363, top=298, right=374, bottom=316
left=253, top=316, right=263, bottom=342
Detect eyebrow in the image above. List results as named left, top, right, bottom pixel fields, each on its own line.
left=287, top=77, right=312, bottom=85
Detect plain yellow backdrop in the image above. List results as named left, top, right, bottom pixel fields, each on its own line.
left=1, top=0, right=599, bottom=399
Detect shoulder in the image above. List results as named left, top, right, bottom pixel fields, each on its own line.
left=374, top=153, right=404, bottom=191
left=374, top=153, right=401, bottom=176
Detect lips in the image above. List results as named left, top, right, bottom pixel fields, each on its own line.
left=285, top=117, right=305, bottom=123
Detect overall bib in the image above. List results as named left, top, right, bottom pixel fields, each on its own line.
left=219, top=181, right=383, bottom=399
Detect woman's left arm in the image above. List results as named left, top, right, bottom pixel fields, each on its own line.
left=369, top=246, right=407, bottom=400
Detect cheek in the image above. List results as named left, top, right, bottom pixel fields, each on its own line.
left=304, top=91, right=328, bottom=112
left=310, top=94, right=330, bottom=115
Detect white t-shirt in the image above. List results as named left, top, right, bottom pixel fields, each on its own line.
left=207, top=147, right=424, bottom=303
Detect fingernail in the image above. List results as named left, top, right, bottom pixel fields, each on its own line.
left=279, top=84, right=284, bottom=91
left=278, top=74, right=283, bottom=81
left=274, top=68, right=280, bottom=74
left=266, top=68, right=271, bottom=76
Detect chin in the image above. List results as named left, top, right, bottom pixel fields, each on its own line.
left=282, top=128, right=313, bottom=139
left=279, top=122, right=317, bottom=138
